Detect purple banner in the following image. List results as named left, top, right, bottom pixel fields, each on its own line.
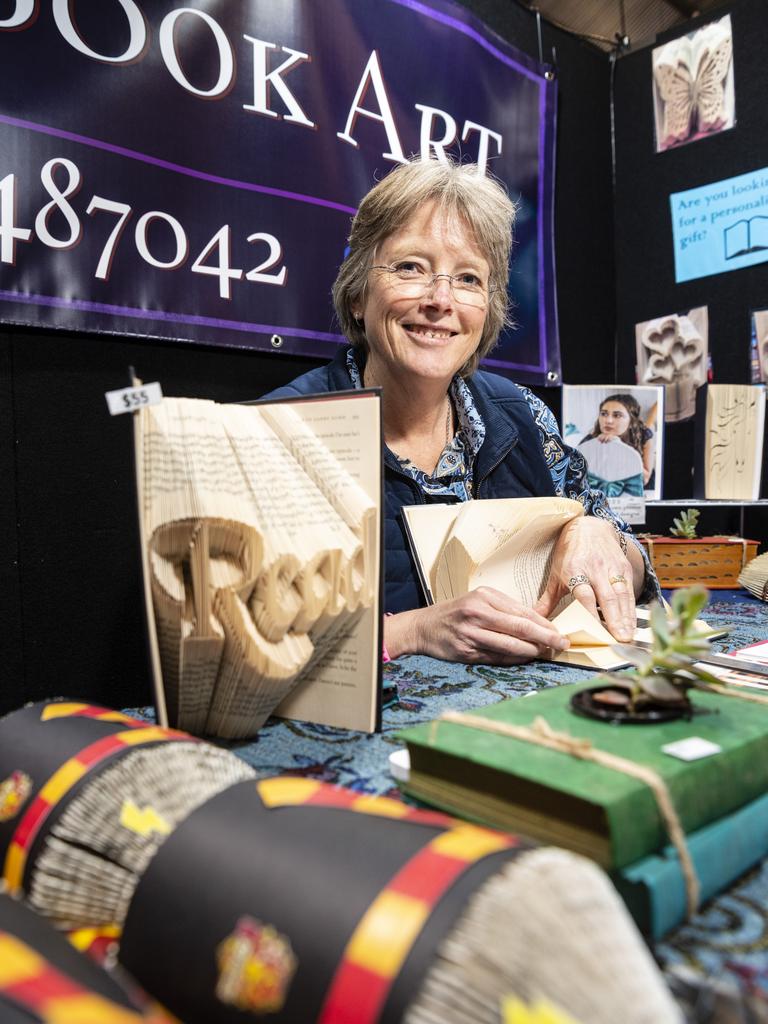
left=0, top=0, right=558, bottom=382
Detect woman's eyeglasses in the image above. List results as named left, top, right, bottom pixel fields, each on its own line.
left=369, top=261, right=492, bottom=309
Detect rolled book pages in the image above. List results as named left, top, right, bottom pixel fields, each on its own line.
left=0, top=702, right=254, bottom=930
left=739, top=551, right=768, bottom=601
left=115, top=777, right=680, bottom=1024
left=26, top=741, right=255, bottom=929
left=404, top=847, right=680, bottom=1024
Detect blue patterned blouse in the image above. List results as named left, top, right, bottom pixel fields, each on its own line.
left=345, top=349, right=658, bottom=603
left=346, top=349, right=484, bottom=500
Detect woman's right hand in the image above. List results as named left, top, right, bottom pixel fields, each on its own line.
left=384, top=587, right=570, bottom=665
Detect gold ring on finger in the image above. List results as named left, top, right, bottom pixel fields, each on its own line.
left=609, top=574, right=628, bottom=586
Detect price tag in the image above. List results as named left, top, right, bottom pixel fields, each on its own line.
left=662, top=737, right=722, bottom=762
left=105, top=382, right=163, bottom=416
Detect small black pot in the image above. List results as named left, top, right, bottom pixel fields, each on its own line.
left=570, top=684, right=693, bottom=725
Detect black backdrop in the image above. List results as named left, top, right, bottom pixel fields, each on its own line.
left=613, top=0, right=768, bottom=519
left=0, top=0, right=621, bottom=712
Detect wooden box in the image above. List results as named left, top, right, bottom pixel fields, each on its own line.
left=638, top=536, right=759, bottom=588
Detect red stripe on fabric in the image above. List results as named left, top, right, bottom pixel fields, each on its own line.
left=306, top=788, right=359, bottom=809
left=317, top=827, right=512, bottom=1024
left=9, top=737, right=129, bottom=856
left=76, top=734, right=130, bottom=767
left=317, top=961, right=390, bottom=1024
left=304, top=790, right=454, bottom=830
left=10, top=794, right=51, bottom=851
left=400, top=806, right=456, bottom=829
left=388, top=848, right=468, bottom=902
left=5, top=966, right=84, bottom=1003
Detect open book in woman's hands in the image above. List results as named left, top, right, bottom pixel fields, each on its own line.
left=401, top=497, right=638, bottom=670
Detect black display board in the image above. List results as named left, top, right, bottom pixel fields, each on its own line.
left=612, top=0, right=768, bottom=504
left=0, top=0, right=615, bottom=712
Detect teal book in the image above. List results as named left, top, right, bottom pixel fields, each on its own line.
left=398, top=681, right=768, bottom=869
left=614, top=791, right=768, bottom=938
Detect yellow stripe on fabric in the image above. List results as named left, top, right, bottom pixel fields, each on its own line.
left=4, top=843, right=25, bottom=891
left=44, top=994, right=146, bottom=1024
left=344, top=891, right=430, bottom=977
left=351, top=795, right=411, bottom=819
left=40, top=705, right=137, bottom=725
left=39, top=760, right=88, bottom=805
left=429, top=823, right=513, bottom=862
left=257, top=778, right=322, bottom=806
left=92, top=711, right=140, bottom=724
left=40, top=703, right=91, bottom=721
left=0, top=934, right=43, bottom=985
left=118, top=727, right=175, bottom=746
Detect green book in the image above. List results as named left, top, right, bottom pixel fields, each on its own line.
left=398, top=681, right=768, bottom=869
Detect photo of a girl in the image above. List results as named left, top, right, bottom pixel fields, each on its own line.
left=562, top=385, right=664, bottom=522
left=579, top=393, right=656, bottom=494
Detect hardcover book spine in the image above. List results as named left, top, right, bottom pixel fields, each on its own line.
left=613, top=792, right=768, bottom=938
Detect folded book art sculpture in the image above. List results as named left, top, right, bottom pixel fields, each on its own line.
left=135, top=391, right=382, bottom=738
left=652, top=16, right=734, bottom=151
left=0, top=701, right=680, bottom=1024
left=635, top=311, right=707, bottom=423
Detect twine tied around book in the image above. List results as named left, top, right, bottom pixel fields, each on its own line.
left=432, top=710, right=701, bottom=919
left=704, top=682, right=768, bottom=706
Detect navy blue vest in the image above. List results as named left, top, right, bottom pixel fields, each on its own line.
left=264, top=348, right=558, bottom=613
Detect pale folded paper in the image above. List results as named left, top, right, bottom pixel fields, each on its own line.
left=402, top=496, right=640, bottom=669
left=136, top=392, right=382, bottom=738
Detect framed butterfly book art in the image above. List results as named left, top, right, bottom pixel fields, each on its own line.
left=652, top=15, right=735, bottom=153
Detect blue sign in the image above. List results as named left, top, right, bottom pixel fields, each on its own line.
left=0, top=0, right=558, bottom=382
left=671, top=166, right=768, bottom=282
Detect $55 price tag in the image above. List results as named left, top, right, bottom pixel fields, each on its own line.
left=105, top=382, right=163, bottom=416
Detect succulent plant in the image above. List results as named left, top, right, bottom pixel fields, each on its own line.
left=599, top=586, right=722, bottom=711
left=669, top=508, right=700, bottom=539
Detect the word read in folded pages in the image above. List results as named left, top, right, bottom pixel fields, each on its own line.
left=135, top=391, right=382, bottom=739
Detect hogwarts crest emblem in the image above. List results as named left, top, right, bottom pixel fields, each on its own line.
left=216, top=915, right=297, bottom=1013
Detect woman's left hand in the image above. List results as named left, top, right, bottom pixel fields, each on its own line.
left=534, top=517, right=641, bottom=643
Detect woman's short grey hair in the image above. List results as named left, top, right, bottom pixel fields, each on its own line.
left=332, top=158, right=517, bottom=377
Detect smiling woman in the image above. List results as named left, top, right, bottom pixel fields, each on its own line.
left=265, top=159, right=659, bottom=668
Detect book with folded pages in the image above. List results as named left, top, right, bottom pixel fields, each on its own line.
left=134, top=389, right=383, bottom=739
left=739, top=551, right=768, bottom=602
left=398, top=681, right=768, bottom=870
left=402, top=496, right=666, bottom=670
left=652, top=15, right=734, bottom=151
left=693, top=383, right=766, bottom=501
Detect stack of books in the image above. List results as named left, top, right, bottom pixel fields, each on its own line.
left=398, top=681, right=768, bottom=938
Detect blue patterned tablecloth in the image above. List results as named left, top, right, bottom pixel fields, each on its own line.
left=222, top=594, right=768, bottom=1005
